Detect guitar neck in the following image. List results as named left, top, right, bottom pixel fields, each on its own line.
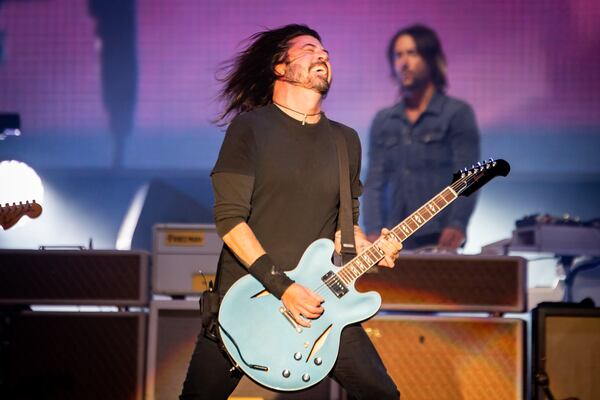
left=336, top=186, right=458, bottom=285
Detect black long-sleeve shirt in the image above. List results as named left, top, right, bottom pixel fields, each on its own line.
left=211, top=104, right=362, bottom=295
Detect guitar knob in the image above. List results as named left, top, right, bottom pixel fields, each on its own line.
left=314, top=357, right=322, bottom=366
left=294, top=352, right=302, bottom=361
left=282, top=369, right=291, bottom=378
left=302, top=373, right=310, bottom=382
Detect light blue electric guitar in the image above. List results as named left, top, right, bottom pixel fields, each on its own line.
left=218, top=159, right=510, bottom=391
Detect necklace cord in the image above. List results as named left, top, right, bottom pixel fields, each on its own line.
left=273, top=101, right=322, bottom=125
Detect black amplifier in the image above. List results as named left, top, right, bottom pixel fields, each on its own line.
left=0, top=250, right=149, bottom=306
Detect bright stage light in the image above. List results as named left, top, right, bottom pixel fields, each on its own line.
left=0, top=160, right=44, bottom=228
left=116, top=183, right=149, bottom=250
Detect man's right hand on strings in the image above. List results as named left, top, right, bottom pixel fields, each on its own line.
left=281, top=283, right=324, bottom=327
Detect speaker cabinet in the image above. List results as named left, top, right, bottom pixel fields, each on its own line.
left=145, top=300, right=201, bottom=400
left=362, top=315, right=525, bottom=400
left=145, top=300, right=335, bottom=400
left=532, top=304, right=600, bottom=400
left=1, top=310, right=146, bottom=400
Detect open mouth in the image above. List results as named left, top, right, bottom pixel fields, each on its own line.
left=312, top=64, right=328, bottom=75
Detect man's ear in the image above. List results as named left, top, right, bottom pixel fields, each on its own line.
left=274, top=62, right=286, bottom=77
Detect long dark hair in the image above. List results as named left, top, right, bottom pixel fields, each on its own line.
left=387, top=24, right=447, bottom=92
left=215, top=24, right=321, bottom=126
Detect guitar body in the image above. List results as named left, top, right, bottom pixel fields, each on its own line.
left=218, top=238, right=381, bottom=391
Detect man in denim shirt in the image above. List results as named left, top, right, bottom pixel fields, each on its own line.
left=363, top=25, right=480, bottom=250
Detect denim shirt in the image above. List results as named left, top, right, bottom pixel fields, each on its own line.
left=362, top=91, right=481, bottom=239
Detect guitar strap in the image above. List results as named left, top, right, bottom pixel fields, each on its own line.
left=329, top=119, right=357, bottom=264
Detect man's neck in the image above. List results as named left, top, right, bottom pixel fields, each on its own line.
left=403, top=82, right=436, bottom=111
left=272, top=80, right=323, bottom=123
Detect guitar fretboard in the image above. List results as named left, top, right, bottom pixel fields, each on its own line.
left=336, top=187, right=457, bottom=285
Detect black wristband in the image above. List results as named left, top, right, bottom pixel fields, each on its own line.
left=248, top=254, right=294, bottom=299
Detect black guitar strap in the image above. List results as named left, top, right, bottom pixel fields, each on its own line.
left=329, top=120, right=357, bottom=264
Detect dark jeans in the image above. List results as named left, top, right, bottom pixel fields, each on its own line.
left=180, top=323, right=399, bottom=400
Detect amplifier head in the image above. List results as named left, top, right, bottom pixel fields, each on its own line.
left=356, top=253, right=527, bottom=312
left=0, top=250, right=149, bottom=305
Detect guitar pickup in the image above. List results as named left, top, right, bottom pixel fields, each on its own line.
left=321, top=271, right=348, bottom=298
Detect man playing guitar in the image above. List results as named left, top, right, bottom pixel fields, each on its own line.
left=179, top=24, right=402, bottom=400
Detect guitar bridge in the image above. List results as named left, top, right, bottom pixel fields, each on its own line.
left=279, top=307, right=303, bottom=333
left=321, top=271, right=348, bottom=298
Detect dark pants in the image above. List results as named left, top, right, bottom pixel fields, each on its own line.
left=180, top=323, right=400, bottom=400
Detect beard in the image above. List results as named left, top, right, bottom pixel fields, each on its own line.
left=283, top=61, right=330, bottom=95
left=398, top=68, right=430, bottom=93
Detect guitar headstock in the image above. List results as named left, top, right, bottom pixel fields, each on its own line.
left=0, top=200, right=43, bottom=230
left=452, top=158, right=510, bottom=197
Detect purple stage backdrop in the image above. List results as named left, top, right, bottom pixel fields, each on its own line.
left=1, top=1, right=599, bottom=263
left=1, top=0, right=599, bottom=142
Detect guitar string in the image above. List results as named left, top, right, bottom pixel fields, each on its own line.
left=308, top=168, right=485, bottom=296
